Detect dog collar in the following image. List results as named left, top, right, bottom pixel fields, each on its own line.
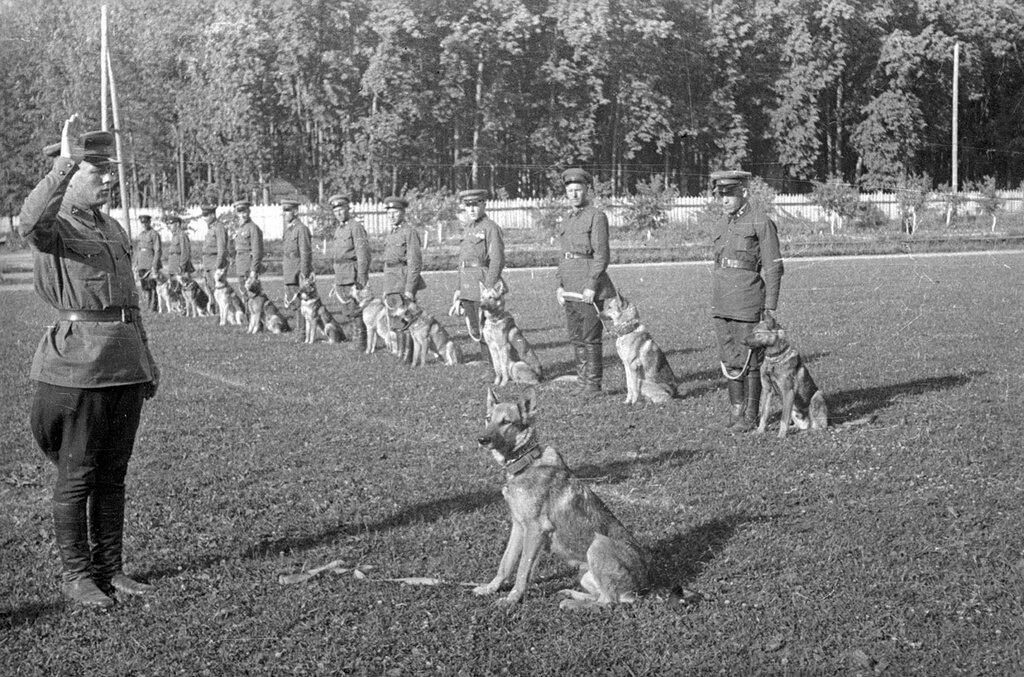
left=610, top=319, right=641, bottom=337
left=765, top=346, right=798, bottom=364
left=504, top=438, right=543, bottom=476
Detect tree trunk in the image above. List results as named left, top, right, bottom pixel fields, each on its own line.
left=471, top=51, right=484, bottom=188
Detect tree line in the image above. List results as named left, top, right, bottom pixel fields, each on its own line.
left=1, top=0, right=1021, bottom=217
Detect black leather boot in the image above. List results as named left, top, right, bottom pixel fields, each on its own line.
left=576, top=343, right=603, bottom=396
left=350, top=319, right=367, bottom=352
left=726, top=378, right=746, bottom=429
left=53, top=500, right=114, bottom=609
left=731, top=372, right=762, bottom=433
left=478, top=341, right=492, bottom=367
left=90, top=489, right=153, bottom=598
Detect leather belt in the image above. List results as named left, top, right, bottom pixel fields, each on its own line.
left=460, top=262, right=482, bottom=268
left=563, top=252, right=593, bottom=259
left=58, top=308, right=136, bottom=323
left=717, top=257, right=757, bottom=271
left=384, top=261, right=406, bottom=266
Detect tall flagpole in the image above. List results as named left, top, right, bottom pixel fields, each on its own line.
left=107, top=50, right=132, bottom=240
left=100, top=6, right=109, bottom=131
left=952, top=42, right=959, bottom=193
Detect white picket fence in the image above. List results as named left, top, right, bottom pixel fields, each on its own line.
left=14, top=190, right=1022, bottom=241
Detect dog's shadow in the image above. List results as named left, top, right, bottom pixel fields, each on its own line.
left=829, top=371, right=982, bottom=422
left=675, top=351, right=832, bottom=401
left=573, top=448, right=702, bottom=486
left=646, top=512, right=754, bottom=592
left=1, top=600, right=64, bottom=631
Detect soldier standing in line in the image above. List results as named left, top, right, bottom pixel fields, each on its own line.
left=134, top=214, right=161, bottom=312
left=281, top=198, right=314, bottom=341
left=709, top=170, right=783, bottom=432
left=328, top=194, right=371, bottom=351
left=380, top=196, right=424, bottom=363
left=233, top=200, right=264, bottom=297
left=20, top=116, right=158, bottom=609
left=199, top=203, right=228, bottom=315
left=451, top=189, right=504, bottom=366
left=164, top=214, right=194, bottom=279
left=555, top=168, right=616, bottom=396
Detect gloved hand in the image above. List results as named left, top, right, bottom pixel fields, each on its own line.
left=581, top=288, right=596, bottom=304
left=143, top=364, right=160, bottom=400
left=556, top=287, right=566, bottom=307
left=448, top=290, right=463, bottom=317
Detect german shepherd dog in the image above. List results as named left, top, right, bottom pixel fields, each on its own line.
left=599, top=295, right=678, bottom=404
left=475, top=388, right=649, bottom=610
left=479, top=282, right=543, bottom=386
left=742, top=317, right=829, bottom=437
left=156, top=273, right=185, bottom=315
left=298, top=275, right=345, bottom=344
left=355, top=287, right=396, bottom=354
left=244, top=272, right=291, bottom=334
left=180, top=274, right=212, bottom=318
left=213, top=268, right=247, bottom=326
left=394, top=302, right=462, bottom=366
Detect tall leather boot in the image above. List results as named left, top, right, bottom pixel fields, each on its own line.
left=576, top=343, right=603, bottom=396
left=401, top=330, right=414, bottom=364
left=478, top=341, right=492, bottom=367
left=294, top=311, right=306, bottom=342
left=53, top=499, right=113, bottom=609
left=350, top=319, right=367, bottom=352
left=726, top=378, right=746, bottom=430
left=572, top=343, right=587, bottom=385
left=90, top=489, right=153, bottom=597
left=730, top=372, right=762, bottom=433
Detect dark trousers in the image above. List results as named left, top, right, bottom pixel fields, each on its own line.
left=31, top=383, right=144, bottom=504
left=713, top=317, right=762, bottom=374
left=460, top=299, right=482, bottom=341
left=564, top=299, right=603, bottom=346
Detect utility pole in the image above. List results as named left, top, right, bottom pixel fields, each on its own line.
left=952, top=42, right=959, bottom=193
left=100, top=6, right=108, bottom=131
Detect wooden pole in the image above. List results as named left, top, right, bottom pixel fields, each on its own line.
left=952, top=42, right=959, bottom=193
left=107, top=50, right=132, bottom=239
left=100, top=6, right=108, bottom=131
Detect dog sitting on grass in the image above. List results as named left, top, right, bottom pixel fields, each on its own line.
left=213, top=268, right=247, bottom=326
left=244, top=272, right=291, bottom=334
left=393, top=302, right=462, bottom=366
left=599, top=294, right=678, bottom=405
left=298, top=275, right=345, bottom=344
left=474, top=387, right=649, bottom=611
left=742, top=316, right=829, bottom=437
left=479, top=281, right=543, bottom=386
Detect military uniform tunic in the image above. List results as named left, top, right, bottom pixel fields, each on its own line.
left=555, top=203, right=615, bottom=300
left=201, top=220, right=231, bottom=272
left=19, top=157, right=157, bottom=388
left=710, top=204, right=783, bottom=322
left=166, top=228, right=194, bottom=275
left=382, top=225, right=425, bottom=298
left=331, top=218, right=370, bottom=288
left=457, top=216, right=504, bottom=301
left=234, top=219, right=264, bottom=278
left=134, top=227, right=162, bottom=271
left=282, top=218, right=313, bottom=285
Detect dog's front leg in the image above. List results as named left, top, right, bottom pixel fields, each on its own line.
left=756, top=373, right=772, bottom=434
left=502, top=524, right=547, bottom=605
left=778, top=385, right=795, bottom=438
left=474, top=521, right=523, bottom=597
left=625, top=359, right=641, bottom=404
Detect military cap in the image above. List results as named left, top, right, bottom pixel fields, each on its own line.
left=458, top=189, right=488, bottom=205
left=384, top=196, right=408, bottom=210
left=280, top=198, right=301, bottom=212
left=710, top=170, right=752, bottom=190
left=233, top=200, right=251, bottom=211
left=43, top=130, right=119, bottom=164
left=561, top=167, right=592, bottom=186
left=328, top=194, right=350, bottom=208
left=200, top=204, right=218, bottom=215
left=138, top=214, right=152, bottom=225
left=163, top=214, right=182, bottom=224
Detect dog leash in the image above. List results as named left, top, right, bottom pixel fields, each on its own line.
left=720, top=351, right=753, bottom=381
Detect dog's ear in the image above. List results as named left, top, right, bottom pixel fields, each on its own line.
left=486, top=388, right=498, bottom=419
left=519, top=387, right=538, bottom=421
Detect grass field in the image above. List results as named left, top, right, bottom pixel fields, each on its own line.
left=2, top=252, right=1023, bottom=675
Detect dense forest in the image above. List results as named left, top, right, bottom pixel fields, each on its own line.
left=0, top=0, right=1021, bottom=213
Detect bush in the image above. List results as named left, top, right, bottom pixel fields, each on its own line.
left=620, top=174, right=678, bottom=232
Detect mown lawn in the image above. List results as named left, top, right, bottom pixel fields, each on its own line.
left=2, top=252, right=1023, bottom=675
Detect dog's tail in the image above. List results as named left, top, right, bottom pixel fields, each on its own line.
left=837, top=414, right=877, bottom=428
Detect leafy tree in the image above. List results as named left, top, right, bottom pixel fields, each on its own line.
left=810, top=177, right=858, bottom=234
left=968, top=176, right=1002, bottom=232
left=895, top=173, right=931, bottom=234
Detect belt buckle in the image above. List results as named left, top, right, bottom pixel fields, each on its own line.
left=563, top=252, right=573, bottom=260
left=120, top=308, right=132, bottom=323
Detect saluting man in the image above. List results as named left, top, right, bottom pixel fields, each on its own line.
left=381, top=196, right=424, bottom=363
left=233, top=200, right=264, bottom=296
left=710, top=170, right=783, bottom=432
left=555, top=168, right=616, bottom=396
left=20, top=115, right=159, bottom=609
left=164, top=214, right=194, bottom=279
left=328, top=194, right=371, bottom=351
left=281, top=198, right=314, bottom=340
left=134, top=214, right=161, bottom=312
left=452, top=189, right=505, bottom=366
left=199, top=204, right=228, bottom=315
